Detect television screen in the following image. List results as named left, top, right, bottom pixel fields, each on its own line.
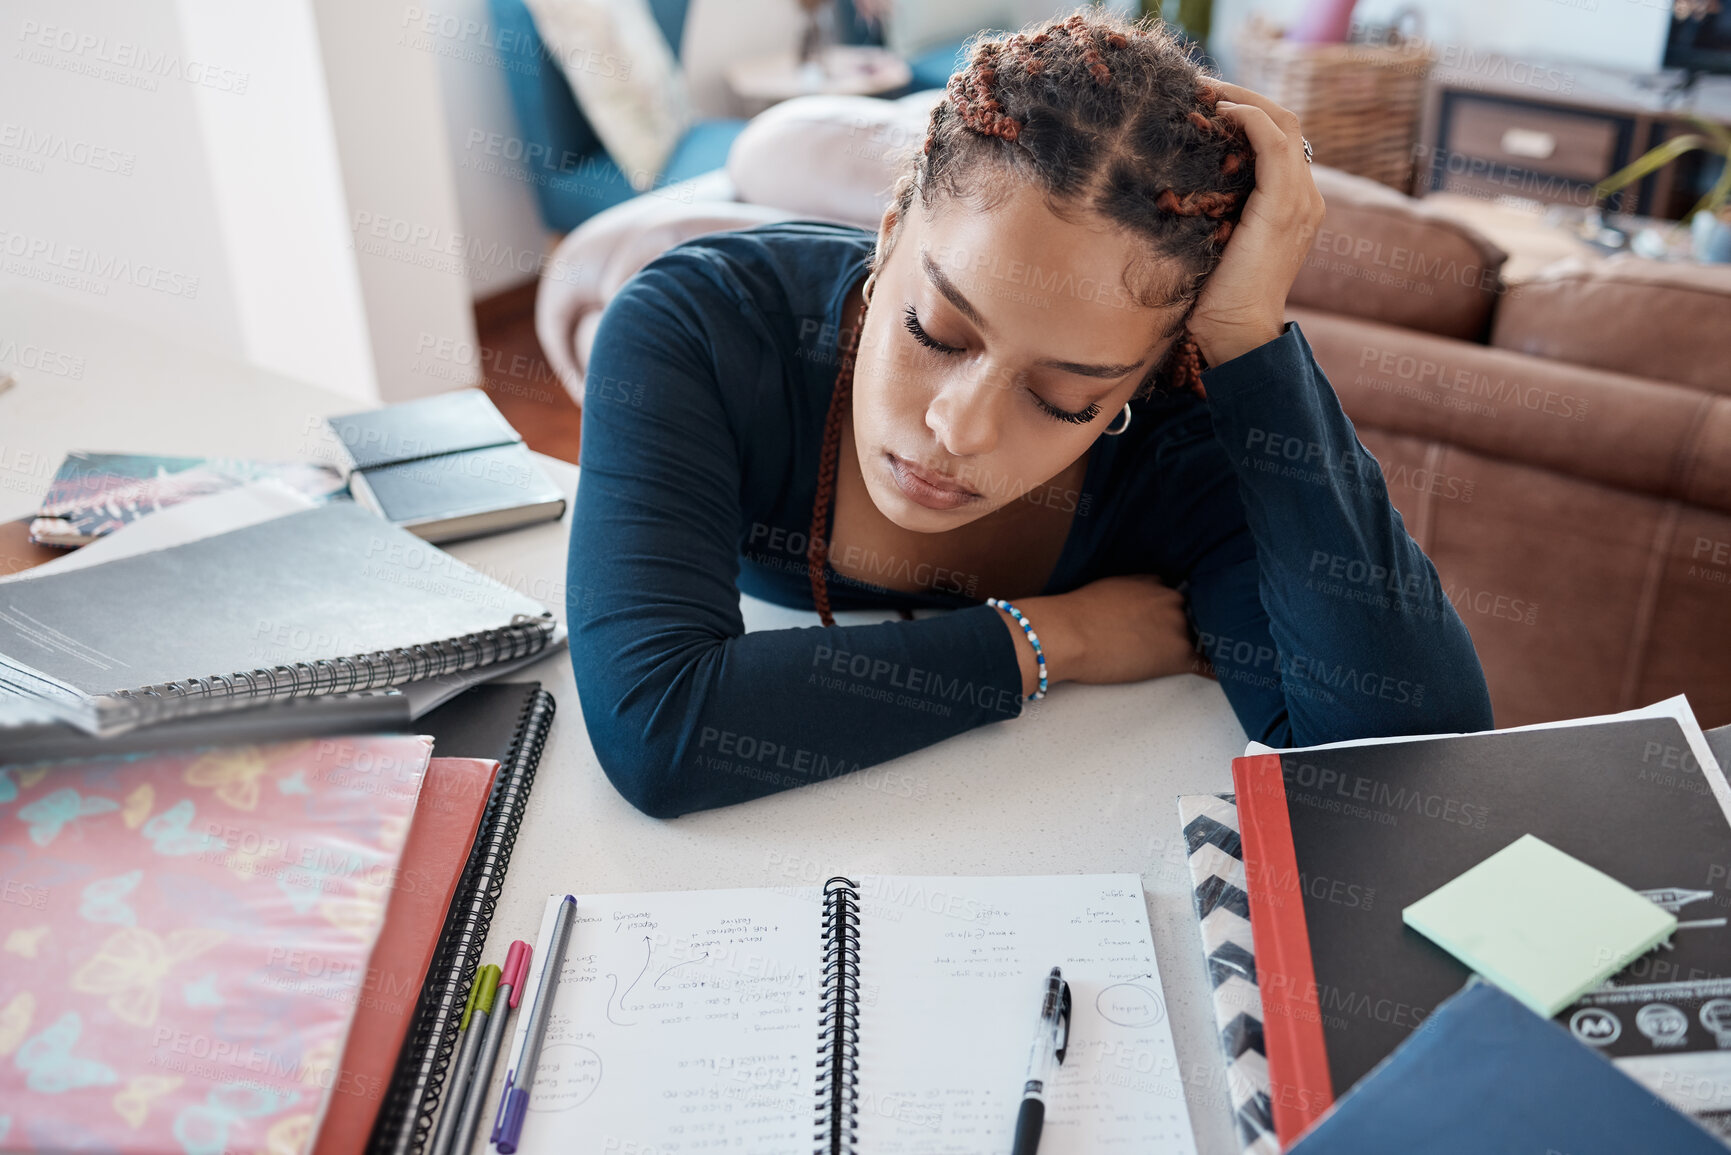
left=1666, top=1, right=1731, bottom=74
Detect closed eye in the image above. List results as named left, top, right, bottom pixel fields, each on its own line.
left=903, top=304, right=962, bottom=354
left=1035, top=395, right=1103, bottom=425
left=902, top=303, right=1104, bottom=426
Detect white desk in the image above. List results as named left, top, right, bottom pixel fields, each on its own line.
left=1, top=289, right=1248, bottom=1155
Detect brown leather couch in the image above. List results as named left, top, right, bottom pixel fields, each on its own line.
left=1292, top=169, right=1731, bottom=728
left=535, top=92, right=1731, bottom=729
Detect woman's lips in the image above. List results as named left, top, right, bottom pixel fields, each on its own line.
left=886, top=452, right=979, bottom=510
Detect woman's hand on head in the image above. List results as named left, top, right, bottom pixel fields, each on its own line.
left=1187, top=79, right=1327, bottom=369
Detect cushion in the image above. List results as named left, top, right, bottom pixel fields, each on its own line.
left=523, top=0, right=694, bottom=189
left=1292, top=304, right=1731, bottom=516
left=907, top=39, right=980, bottom=90
left=1291, top=165, right=1509, bottom=343
left=1359, top=427, right=1731, bottom=729
left=488, top=0, right=602, bottom=173
left=726, top=90, right=944, bottom=229
left=664, top=118, right=749, bottom=184
left=1490, top=254, right=1731, bottom=395
left=534, top=190, right=798, bottom=406
left=524, top=120, right=749, bottom=232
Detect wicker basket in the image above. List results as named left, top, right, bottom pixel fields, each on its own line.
left=1230, top=15, right=1435, bottom=194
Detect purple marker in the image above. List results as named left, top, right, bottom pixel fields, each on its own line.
left=493, top=896, right=576, bottom=1154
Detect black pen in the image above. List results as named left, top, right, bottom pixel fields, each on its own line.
left=1011, top=966, right=1072, bottom=1155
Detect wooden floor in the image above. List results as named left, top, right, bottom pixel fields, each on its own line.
left=475, top=282, right=584, bottom=466
left=0, top=519, right=61, bottom=575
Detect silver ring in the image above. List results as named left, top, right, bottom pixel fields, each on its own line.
left=1301, top=136, right=1313, bottom=165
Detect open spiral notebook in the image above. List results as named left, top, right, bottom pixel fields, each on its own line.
left=498, top=875, right=1200, bottom=1155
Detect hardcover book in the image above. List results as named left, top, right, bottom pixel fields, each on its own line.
left=323, top=391, right=565, bottom=544
left=1232, top=715, right=1731, bottom=1147
left=1287, top=979, right=1727, bottom=1153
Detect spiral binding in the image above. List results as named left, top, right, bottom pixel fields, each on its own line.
left=815, top=876, right=862, bottom=1155
left=98, top=613, right=556, bottom=733
left=368, top=686, right=556, bottom=1155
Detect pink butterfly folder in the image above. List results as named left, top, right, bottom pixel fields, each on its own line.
left=0, top=734, right=433, bottom=1153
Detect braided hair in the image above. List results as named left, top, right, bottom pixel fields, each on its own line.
left=808, top=8, right=1255, bottom=625
left=883, top=6, right=1255, bottom=401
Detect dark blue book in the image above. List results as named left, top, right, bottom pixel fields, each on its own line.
left=1289, top=980, right=1727, bottom=1154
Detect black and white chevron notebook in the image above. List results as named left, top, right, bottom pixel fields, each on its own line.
left=0, top=501, right=556, bottom=735
left=1179, top=793, right=1278, bottom=1155
left=503, top=875, right=1199, bottom=1154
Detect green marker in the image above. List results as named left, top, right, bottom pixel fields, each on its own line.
left=429, top=965, right=501, bottom=1155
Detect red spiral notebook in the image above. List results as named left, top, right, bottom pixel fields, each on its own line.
left=312, top=756, right=499, bottom=1155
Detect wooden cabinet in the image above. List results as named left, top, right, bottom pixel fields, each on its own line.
left=1416, top=58, right=1731, bottom=220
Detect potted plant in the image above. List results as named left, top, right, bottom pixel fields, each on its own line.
left=1593, top=114, right=1731, bottom=263
left=1146, top=0, right=1216, bottom=46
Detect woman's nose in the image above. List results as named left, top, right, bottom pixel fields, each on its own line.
left=926, top=362, right=1016, bottom=458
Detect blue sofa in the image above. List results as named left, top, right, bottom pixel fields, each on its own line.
left=488, top=0, right=979, bottom=232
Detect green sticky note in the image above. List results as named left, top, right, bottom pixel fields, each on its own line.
left=1402, top=834, right=1677, bottom=1017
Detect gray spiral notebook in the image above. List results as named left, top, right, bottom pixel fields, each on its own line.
left=0, top=500, right=556, bottom=736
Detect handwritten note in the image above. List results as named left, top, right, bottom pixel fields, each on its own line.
left=850, top=875, right=1197, bottom=1153
left=497, top=876, right=1195, bottom=1154
left=505, top=888, right=822, bottom=1154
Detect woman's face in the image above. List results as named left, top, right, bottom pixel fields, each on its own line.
left=851, top=179, right=1188, bottom=533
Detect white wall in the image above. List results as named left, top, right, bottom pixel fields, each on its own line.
left=313, top=0, right=480, bottom=400
left=1207, top=0, right=1673, bottom=80
left=413, top=0, right=558, bottom=298
left=1, top=0, right=247, bottom=366
left=2, top=0, right=488, bottom=404
left=174, top=0, right=377, bottom=401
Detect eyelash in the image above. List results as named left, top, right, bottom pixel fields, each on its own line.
left=901, top=304, right=1103, bottom=426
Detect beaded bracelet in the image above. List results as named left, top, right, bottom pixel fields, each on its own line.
left=986, top=596, right=1047, bottom=701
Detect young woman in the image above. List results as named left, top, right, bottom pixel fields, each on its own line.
left=567, top=9, right=1494, bottom=818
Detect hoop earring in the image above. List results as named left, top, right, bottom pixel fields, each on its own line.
left=862, top=268, right=878, bottom=305
left=1102, top=402, right=1132, bottom=436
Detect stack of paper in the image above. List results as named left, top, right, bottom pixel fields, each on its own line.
left=0, top=487, right=564, bottom=750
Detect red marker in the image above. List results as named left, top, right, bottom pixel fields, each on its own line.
left=451, top=940, right=531, bottom=1154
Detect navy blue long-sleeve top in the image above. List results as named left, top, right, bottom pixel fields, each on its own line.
left=566, top=221, right=1494, bottom=818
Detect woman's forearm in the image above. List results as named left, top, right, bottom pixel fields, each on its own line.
left=570, top=596, right=1028, bottom=818
left=990, top=596, right=1084, bottom=699
left=1188, top=322, right=1495, bottom=745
